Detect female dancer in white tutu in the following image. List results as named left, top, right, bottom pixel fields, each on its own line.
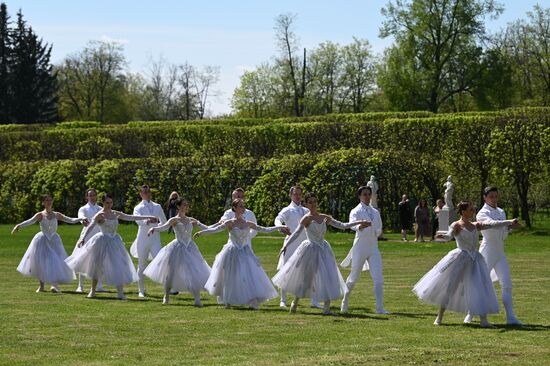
left=11, top=194, right=84, bottom=293
left=145, top=197, right=211, bottom=306
left=66, top=193, right=157, bottom=300
left=413, top=201, right=518, bottom=327
left=194, top=198, right=288, bottom=310
left=272, top=192, right=370, bottom=315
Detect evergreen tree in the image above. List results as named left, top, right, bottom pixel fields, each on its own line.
left=10, top=10, right=57, bottom=123
left=0, top=3, right=10, bottom=122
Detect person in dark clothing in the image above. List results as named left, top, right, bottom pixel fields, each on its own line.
left=398, top=195, right=412, bottom=242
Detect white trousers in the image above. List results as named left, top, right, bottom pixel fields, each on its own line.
left=345, top=243, right=384, bottom=312
left=137, top=240, right=160, bottom=293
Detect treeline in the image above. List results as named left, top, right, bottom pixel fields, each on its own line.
left=1, top=2, right=549, bottom=124
left=1, top=108, right=549, bottom=227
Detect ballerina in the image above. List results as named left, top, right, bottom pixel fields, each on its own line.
left=66, top=193, right=157, bottom=300
left=11, top=194, right=83, bottom=293
left=145, top=198, right=212, bottom=306
left=194, top=198, right=288, bottom=310
left=412, top=201, right=517, bottom=327
left=272, top=192, right=369, bottom=315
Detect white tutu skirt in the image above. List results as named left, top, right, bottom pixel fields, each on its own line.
left=17, top=232, right=75, bottom=284
left=205, top=243, right=277, bottom=305
left=412, top=248, right=499, bottom=315
left=272, top=240, right=347, bottom=301
left=144, top=239, right=211, bottom=293
left=65, top=233, right=138, bottom=286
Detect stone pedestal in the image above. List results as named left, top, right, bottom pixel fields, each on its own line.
left=435, top=206, right=452, bottom=242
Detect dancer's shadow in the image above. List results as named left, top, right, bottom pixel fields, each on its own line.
left=389, top=311, right=435, bottom=319
left=492, top=323, right=550, bottom=332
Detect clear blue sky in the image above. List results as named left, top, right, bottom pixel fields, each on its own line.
left=4, top=0, right=545, bottom=115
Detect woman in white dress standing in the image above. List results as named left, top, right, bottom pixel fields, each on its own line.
left=145, top=197, right=212, bottom=306
left=272, top=192, right=369, bottom=315
left=413, top=201, right=517, bottom=327
left=66, top=193, right=157, bottom=300
left=194, top=198, right=288, bottom=310
left=11, top=194, right=83, bottom=293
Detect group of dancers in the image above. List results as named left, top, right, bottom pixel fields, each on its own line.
left=11, top=184, right=523, bottom=326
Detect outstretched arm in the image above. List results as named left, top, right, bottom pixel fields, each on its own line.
left=148, top=217, right=177, bottom=235
left=56, top=212, right=84, bottom=224
left=78, top=215, right=100, bottom=246
left=249, top=222, right=288, bottom=234
left=280, top=224, right=305, bottom=255
left=116, top=211, right=157, bottom=222
left=476, top=219, right=518, bottom=231
left=190, top=218, right=210, bottom=230
left=11, top=213, right=42, bottom=234
left=194, top=221, right=227, bottom=238
left=327, top=217, right=367, bottom=230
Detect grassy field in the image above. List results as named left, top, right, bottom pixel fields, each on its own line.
left=0, top=223, right=548, bottom=365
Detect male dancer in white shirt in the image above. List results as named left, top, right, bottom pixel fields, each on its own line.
left=340, top=186, right=389, bottom=314
left=464, top=186, right=522, bottom=325
left=130, top=185, right=166, bottom=298
left=75, top=188, right=103, bottom=293
left=275, top=186, right=322, bottom=308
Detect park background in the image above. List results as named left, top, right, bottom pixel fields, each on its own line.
left=0, top=0, right=549, bottom=365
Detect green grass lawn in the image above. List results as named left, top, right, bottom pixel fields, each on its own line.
left=0, top=223, right=548, bottom=365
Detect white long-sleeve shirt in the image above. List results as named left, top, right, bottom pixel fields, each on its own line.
left=130, top=200, right=167, bottom=258
left=77, top=203, right=102, bottom=241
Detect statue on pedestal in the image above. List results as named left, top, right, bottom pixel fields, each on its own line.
left=367, top=175, right=378, bottom=208
left=443, top=175, right=454, bottom=209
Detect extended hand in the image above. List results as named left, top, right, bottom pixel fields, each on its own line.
left=193, top=232, right=202, bottom=239
left=147, top=228, right=155, bottom=236
left=280, top=226, right=291, bottom=236
left=82, top=218, right=90, bottom=227
left=510, top=219, right=522, bottom=229
left=147, top=217, right=159, bottom=224
left=358, top=221, right=372, bottom=229
left=77, top=239, right=85, bottom=248
left=11, top=225, right=19, bottom=234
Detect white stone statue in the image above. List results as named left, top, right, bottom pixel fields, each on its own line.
left=367, top=175, right=378, bottom=208
left=443, top=175, right=454, bottom=209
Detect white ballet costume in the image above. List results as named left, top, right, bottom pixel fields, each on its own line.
left=144, top=220, right=211, bottom=296
left=204, top=223, right=279, bottom=307
left=272, top=220, right=350, bottom=302
left=412, top=222, right=509, bottom=315
left=65, top=218, right=138, bottom=286
left=17, top=216, right=76, bottom=285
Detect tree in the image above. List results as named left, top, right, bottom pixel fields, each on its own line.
left=498, top=5, right=550, bottom=106
left=274, top=13, right=307, bottom=117
left=340, top=38, right=377, bottom=113
left=0, top=3, right=10, bottom=122
left=57, top=40, right=127, bottom=122
left=307, top=41, right=342, bottom=115
left=231, top=64, right=277, bottom=118
left=380, top=0, right=503, bottom=112
left=1, top=6, right=57, bottom=123
left=486, top=118, right=547, bottom=227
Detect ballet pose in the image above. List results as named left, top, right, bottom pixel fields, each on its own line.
left=73, top=188, right=105, bottom=293
left=194, top=198, right=287, bottom=310
left=272, top=192, right=369, bottom=315
left=413, top=201, right=517, bottom=327
left=11, top=194, right=83, bottom=293
left=130, top=185, right=167, bottom=298
left=145, top=198, right=211, bottom=306
left=66, top=194, right=157, bottom=300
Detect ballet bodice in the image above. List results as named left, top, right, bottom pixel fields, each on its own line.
left=173, top=221, right=193, bottom=244
left=305, top=220, right=327, bottom=244
left=454, top=226, right=480, bottom=254
left=228, top=227, right=250, bottom=249
left=99, top=218, right=119, bottom=237
left=40, top=216, right=58, bottom=239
